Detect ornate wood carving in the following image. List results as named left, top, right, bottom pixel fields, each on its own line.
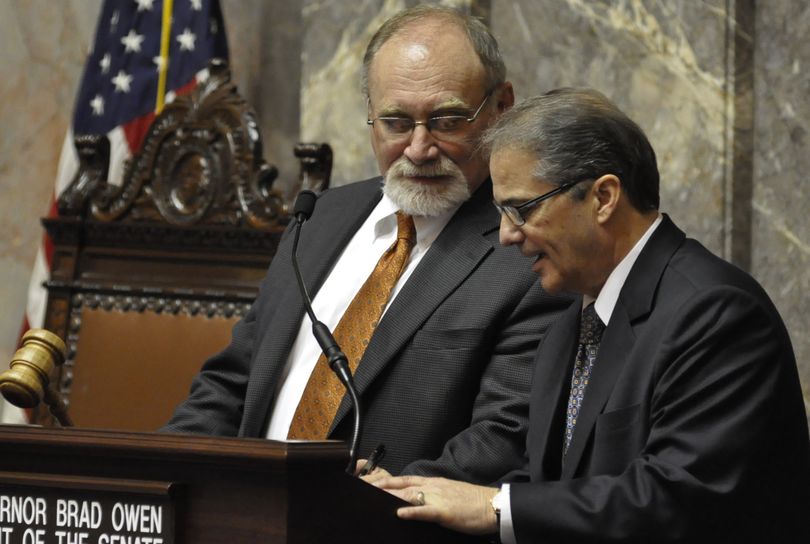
left=57, top=59, right=332, bottom=228
left=57, top=135, right=110, bottom=216
left=43, top=218, right=282, bottom=253
left=296, top=142, right=333, bottom=193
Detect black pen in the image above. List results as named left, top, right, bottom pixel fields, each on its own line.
left=358, top=443, right=386, bottom=476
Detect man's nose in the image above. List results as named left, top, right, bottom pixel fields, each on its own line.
left=403, top=124, right=440, bottom=165
left=498, top=215, right=525, bottom=246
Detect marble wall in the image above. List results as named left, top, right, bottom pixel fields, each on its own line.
left=0, top=0, right=807, bottom=423
left=0, top=0, right=102, bottom=421
left=753, top=1, right=810, bottom=413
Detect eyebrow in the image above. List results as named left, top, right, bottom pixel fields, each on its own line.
left=376, top=97, right=472, bottom=117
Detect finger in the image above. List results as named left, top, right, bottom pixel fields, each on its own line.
left=383, top=488, right=409, bottom=501
left=397, top=505, right=441, bottom=522
left=360, top=467, right=390, bottom=484
left=373, top=475, right=427, bottom=490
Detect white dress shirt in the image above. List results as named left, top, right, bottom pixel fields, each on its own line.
left=265, top=193, right=457, bottom=439
left=499, top=214, right=662, bottom=544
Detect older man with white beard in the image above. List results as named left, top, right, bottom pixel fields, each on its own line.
left=165, top=5, right=571, bottom=482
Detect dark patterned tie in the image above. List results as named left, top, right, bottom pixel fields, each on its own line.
left=563, top=302, right=605, bottom=455
left=288, top=212, right=416, bottom=439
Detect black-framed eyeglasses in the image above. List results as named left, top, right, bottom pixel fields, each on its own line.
left=494, top=178, right=591, bottom=226
left=366, top=90, right=493, bottom=143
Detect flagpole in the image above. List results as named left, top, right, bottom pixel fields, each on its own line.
left=155, top=0, right=174, bottom=114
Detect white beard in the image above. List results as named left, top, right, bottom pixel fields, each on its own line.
left=382, top=156, right=472, bottom=217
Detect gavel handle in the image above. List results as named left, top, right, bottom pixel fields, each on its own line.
left=44, top=387, right=73, bottom=427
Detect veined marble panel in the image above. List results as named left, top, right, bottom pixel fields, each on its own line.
left=0, top=0, right=102, bottom=423
left=753, top=2, right=810, bottom=419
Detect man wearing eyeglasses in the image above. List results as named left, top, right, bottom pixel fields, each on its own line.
left=374, top=88, right=810, bottom=542
left=166, top=5, right=570, bottom=483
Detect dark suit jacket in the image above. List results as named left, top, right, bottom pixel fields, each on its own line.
left=511, top=215, right=810, bottom=542
left=165, top=178, right=570, bottom=481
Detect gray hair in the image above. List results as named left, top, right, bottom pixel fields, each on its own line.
left=360, top=4, right=506, bottom=98
left=481, top=88, right=660, bottom=212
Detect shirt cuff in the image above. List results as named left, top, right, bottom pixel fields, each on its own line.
left=500, top=483, right=517, bottom=544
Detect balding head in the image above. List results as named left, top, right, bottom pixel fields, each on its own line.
left=360, top=5, right=506, bottom=98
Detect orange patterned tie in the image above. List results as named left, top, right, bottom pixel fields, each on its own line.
left=288, top=211, right=416, bottom=439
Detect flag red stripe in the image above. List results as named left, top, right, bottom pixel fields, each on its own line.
left=122, top=112, right=156, bottom=154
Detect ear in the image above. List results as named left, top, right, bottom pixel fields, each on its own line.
left=495, top=81, right=515, bottom=112
left=592, top=174, right=621, bottom=224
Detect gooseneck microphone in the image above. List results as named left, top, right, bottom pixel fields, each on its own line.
left=290, top=190, right=362, bottom=475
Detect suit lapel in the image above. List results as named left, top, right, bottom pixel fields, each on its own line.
left=329, top=180, right=498, bottom=431
left=561, top=215, right=685, bottom=477
left=240, top=182, right=383, bottom=436
left=529, top=300, right=582, bottom=481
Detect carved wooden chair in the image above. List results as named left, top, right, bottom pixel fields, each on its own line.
left=36, top=60, right=332, bottom=431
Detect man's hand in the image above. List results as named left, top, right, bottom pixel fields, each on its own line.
left=374, top=475, right=499, bottom=535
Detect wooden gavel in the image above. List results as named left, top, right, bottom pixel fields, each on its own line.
left=0, top=329, right=73, bottom=427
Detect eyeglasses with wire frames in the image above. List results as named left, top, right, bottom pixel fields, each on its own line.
left=494, top=177, right=592, bottom=226
left=367, top=90, right=493, bottom=143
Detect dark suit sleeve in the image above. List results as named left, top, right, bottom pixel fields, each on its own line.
left=511, top=286, right=809, bottom=542
left=402, top=281, right=569, bottom=484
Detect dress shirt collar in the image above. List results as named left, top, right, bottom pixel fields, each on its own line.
left=372, top=193, right=460, bottom=251
left=590, top=213, right=663, bottom=325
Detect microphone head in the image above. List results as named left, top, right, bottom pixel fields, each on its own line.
left=293, top=190, right=317, bottom=223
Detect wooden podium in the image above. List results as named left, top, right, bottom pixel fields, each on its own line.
left=0, top=425, right=477, bottom=543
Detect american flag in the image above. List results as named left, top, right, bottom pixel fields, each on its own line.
left=74, top=0, right=228, bottom=158
left=7, top=0, right=229, bottom=424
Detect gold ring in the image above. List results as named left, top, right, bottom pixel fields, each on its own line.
left=415, top=490, right=426, bottom=506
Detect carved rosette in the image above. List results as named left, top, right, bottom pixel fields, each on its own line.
left=150, top=124, right=223, bottom=225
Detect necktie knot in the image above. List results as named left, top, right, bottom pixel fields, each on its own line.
left=579, top=303, right=605, bottom=345
left=395, top=211, right=416, bottom=245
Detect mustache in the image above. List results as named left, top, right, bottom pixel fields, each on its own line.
left=388, top=157, right=460, bottom=178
